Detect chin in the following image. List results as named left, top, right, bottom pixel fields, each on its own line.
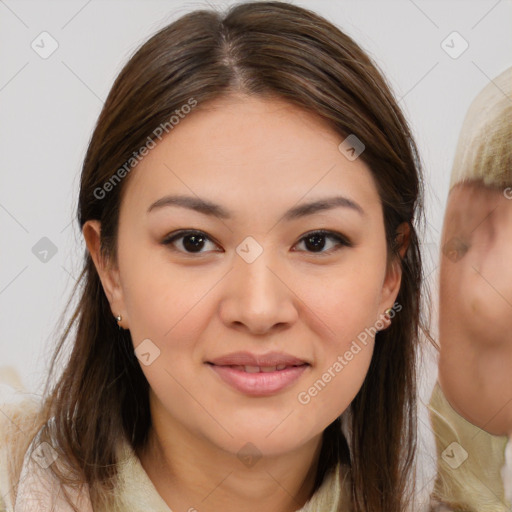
left=213, top=426, right=315, bottom=459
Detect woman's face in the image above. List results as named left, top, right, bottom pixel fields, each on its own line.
left=87, top=93, right=402, bottom=458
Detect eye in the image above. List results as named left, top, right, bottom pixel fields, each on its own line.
left=161, top=230, right=220, bottom=254
left=161, top=229, right=352, bottom=256
left=293, top=229, right=353, bottom=255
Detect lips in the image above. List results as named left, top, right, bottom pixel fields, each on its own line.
left=205, top=351, right=310, bottom=396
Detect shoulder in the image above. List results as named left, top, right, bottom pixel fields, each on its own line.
left=298, top=462, right=352, bottom=512
left=0, top=369, right=98, bottom=512
left=0, top=367, right=43, bottom=511
left=428, top=381, right=510, bottom=511
left=0, top=394, right=94, bottom=512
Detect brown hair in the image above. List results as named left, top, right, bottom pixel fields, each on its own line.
left=10, top=2, right=432, bottom=511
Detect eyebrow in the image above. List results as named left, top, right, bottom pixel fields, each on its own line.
left=147, top=194, right=366, bottom=220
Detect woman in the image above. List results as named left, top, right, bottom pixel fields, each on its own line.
left=0, top=2, right=432, bottom=511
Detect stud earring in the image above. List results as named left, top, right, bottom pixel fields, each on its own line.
left=375, top=308, right=394, bottom=332
left=115, top=314, right=123, bottom=330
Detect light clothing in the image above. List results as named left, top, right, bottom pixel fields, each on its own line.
left=428, top=381, right=511, bottom=511
left=5, top=370, right=511, bottom=511
left=0, top=368, right=350, bottom=512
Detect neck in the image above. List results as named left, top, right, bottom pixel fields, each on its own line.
left=137, top=414, right=324, bottom=512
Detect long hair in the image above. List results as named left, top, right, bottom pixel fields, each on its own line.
left=8, top=2, right=432, bottom=511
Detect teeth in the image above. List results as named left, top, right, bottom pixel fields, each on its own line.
left=240, top=365, right=282, bottom=373
left=226, top=365, right=292, bottom=372
left=244, top=366, right=261, bottom=373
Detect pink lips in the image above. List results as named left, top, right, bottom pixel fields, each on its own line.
left=206, top=351, right=310, bottom=396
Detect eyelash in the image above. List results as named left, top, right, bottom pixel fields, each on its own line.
left=161, top=229, right=353, bottom=256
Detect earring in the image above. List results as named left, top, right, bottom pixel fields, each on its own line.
left=115, top=314, right=123, bottom=330
left=383, top=308, right=393, bottom=329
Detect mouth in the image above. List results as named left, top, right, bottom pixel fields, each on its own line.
left=206, top=362, right=310, bottom=396
left=206, top=363, right=308, bottom=372
left=206, top=350, right=310, bottom=368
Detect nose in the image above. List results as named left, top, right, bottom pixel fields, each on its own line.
left=218, top=249, right=298, bottom=336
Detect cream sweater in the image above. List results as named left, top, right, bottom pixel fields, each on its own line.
left=428, top=382, right=511, bottom=511
left=0, top=371, right=349, bottom=512
left=4, top=370, right=510, bottom=511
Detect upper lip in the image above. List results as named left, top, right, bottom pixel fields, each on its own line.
left=207, top=351, right=309, bottom=367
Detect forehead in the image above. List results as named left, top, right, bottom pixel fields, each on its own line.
left=120, top=94, right=381, bottom=221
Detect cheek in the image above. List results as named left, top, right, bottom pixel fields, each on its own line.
left=296, top=346, right=373, bottom=423
left=117, top=235, right=210, bottom=342
left=290, top=268, right=381, bottom=414
left=295, top=283, right=376, bottom=426
left=294, top=257, right=385, bottom=339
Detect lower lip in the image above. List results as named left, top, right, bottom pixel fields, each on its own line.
left=207, top=364, right=309, bottom=396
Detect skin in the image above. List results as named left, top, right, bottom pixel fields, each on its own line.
left=438, top=181, right=512, bottom=436
left=84, top=93, right=409, bottom=512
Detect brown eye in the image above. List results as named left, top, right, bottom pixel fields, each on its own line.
left=294, top=230, right=352, bottom=255
left=161, top=229, right=352, bottom=257
left=162, top=230, right=219, bottom=254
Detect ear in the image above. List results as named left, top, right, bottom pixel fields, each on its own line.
left=82, top=220, right=128, bottom=329
left=377, top=222, right=410, bottom=327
